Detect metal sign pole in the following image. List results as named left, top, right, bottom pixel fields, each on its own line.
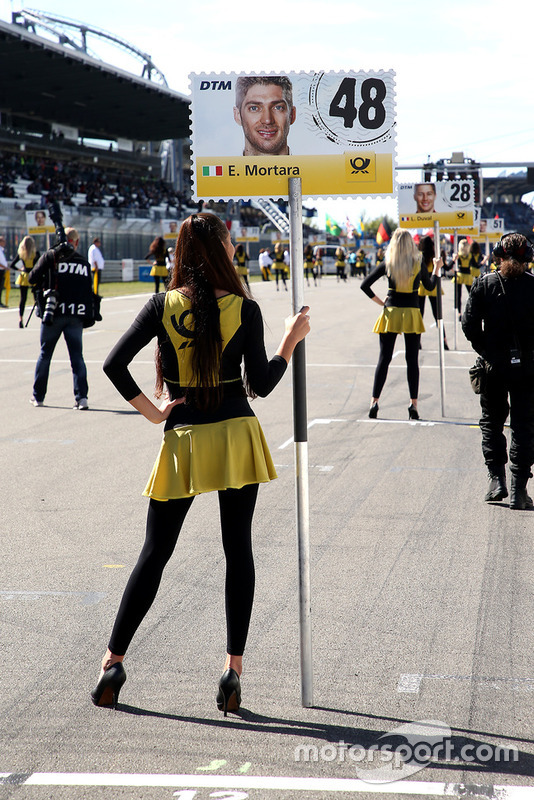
left=453, top=231, right=458, bottom=350
left=434, top=220, right=446, bottom=416
left=288, top=176, right=313, bottom=708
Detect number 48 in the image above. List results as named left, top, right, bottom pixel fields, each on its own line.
left=329, top=77, right=387, bottom=130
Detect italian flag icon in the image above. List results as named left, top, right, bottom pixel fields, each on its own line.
left=202, top=165, right=223, bottom=177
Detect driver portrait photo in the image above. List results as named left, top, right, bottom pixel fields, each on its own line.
left=233, top=76, right=296, bottom=156
left=413, top=183, right=436, bottom=214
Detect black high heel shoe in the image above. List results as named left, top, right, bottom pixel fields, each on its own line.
left=368, top=402, right=379, bottom=419
left=216, top=668, right=241, bottom=716
left=91, top=662, right=126, bottom=708
left=408, top=404, right=419, bottom=420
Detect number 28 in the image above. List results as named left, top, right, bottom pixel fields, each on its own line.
left=329, top=77, right=387, bottom=130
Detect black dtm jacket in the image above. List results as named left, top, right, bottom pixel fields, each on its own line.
left=29, top=248, right=94, bottom=323
left=462, top=270, right=534, bottom=371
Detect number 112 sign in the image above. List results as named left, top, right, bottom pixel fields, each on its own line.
left=190, top=70, right=396, bottom=201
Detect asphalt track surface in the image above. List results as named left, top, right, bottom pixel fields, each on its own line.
left=1, top=274, right=533, bottom=800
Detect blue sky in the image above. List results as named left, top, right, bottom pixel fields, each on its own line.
left=1, top=0, right=532, bottom=225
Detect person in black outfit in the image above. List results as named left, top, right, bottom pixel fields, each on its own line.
left=91, top=213, right=310, bottom=713
left=29, top=226, right=94, bottom=409
left=462, top=233, right=534, bottom=509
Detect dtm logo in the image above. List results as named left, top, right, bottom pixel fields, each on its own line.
left=350, top=157, right=371, bottom=174
left=199, top=80, right=232, bottom=91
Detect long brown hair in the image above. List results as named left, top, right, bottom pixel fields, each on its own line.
left=149, top=236, right=167, bottom=260
left=156, top=213, right=251, bottom=410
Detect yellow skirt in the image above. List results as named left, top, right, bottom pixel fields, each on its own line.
left=16, top=273, right=31, bottom=287
left=150, top=265, right=168, bottom=277
left=373, top=306, right=425, bottom=334
left=143, top=416, right=277, bottom=500
left=457, top=272, right=473, bottom=286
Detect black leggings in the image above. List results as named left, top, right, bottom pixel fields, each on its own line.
left=372, top=332, right=421, bottom=399
left=19, top=286, right=29, bottom=317
left=108, top=483, right=259, bottom=657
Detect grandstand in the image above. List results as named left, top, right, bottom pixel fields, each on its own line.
left=0, top=12, right=303, bottom=274
left=0, top=12, right=200, bottom=273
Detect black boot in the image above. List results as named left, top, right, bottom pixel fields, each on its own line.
left=510, top=474, right=534, bottom=510
left=484, top=468, right=508, bottom=502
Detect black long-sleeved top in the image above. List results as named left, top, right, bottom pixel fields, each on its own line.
left=103, top=291, right=287, bottom=431
left=462, top=270, right=534, bottom=369
left=360, top=261, right=437, bottom=308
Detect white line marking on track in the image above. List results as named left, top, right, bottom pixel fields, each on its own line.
left=0, top=772, right=528, bottom=798
left=279, top=418, right=345, bottom=449
left=398, top=673, right=534, bottom=693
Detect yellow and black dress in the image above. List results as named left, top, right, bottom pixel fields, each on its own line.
left=12, top=256, right=35, bottom=288
left=273, top=250, right=287, bottom=288
left=456, top=254, right=473, bottom=287
left=361, top=261, right=437, bottom=400
left=304, top=251, right=315, bottom=284
left=361, top=260, right=436, bottom=334
left=335, top=250, right=347, bottom=282
left=149, top=257, right=168, bottom=280
left=233, top=250, right=249, bottom=285
left=10, top=253, right=38, bottom=319
left=103, top=291, right=286, bottom=500
left=418, top=257, right=444, bottom=299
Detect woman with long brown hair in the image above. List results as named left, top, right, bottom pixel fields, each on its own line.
left=92, top=213, right=310, bottom=714
left=146, top=235, right=169, bottom=293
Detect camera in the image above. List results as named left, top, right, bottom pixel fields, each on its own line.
left=42, top=288, right=59, bottom=325
left=48, top=201, right=74, bottom=259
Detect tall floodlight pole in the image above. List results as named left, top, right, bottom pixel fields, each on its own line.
left=288, top=177, right=313, bottom=708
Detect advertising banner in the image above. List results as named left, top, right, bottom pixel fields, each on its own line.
left=190, top=71, right=396, bottom=200
left=162, top=220, right=181, bottom=240
left=398, top=181, right=474, bottom=229
left=231, top=224, right=260, bottom=242
left=476, top=217, right=505, bottom=242
left=25, top=209, right=55, bottom=235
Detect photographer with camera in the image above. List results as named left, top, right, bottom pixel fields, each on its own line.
left=462, top=233, right=534, bottom=509
left=29, top=224, right=95, bottom=410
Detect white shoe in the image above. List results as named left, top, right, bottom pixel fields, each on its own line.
left=74, top=398, right=89, bottom=410
left=29, top=397, right=44, bottom=407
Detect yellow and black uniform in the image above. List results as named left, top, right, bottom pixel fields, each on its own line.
left=418, top=257, right=444, bottom=299
left=304, top=250, right=316, bottom=285
left=273, top=249, right=287, bottom=290
left=103, top=291, right=287, bottom=500
left=335, top=250, right=347, bottom=282
left=361, top=261, right=437, bottom=400
left=11, top=255, right=36, bottom=288
left=355, top=251, right=367, bottom=277
left=149, top=258, right=168, bottom=279
left=10, top=252, right=39, bottom=324
left=455, top=254, right=474, bottom=315
left=456, top=254, right=473, bottom=286
left=233, top=249, right=249, bottom=286
left=362, top=261, right=435, bottom=334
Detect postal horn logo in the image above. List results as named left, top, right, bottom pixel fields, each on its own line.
left=457, top=212, right=466, bottom=219
left=350, top=157, right=371, bottom=175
